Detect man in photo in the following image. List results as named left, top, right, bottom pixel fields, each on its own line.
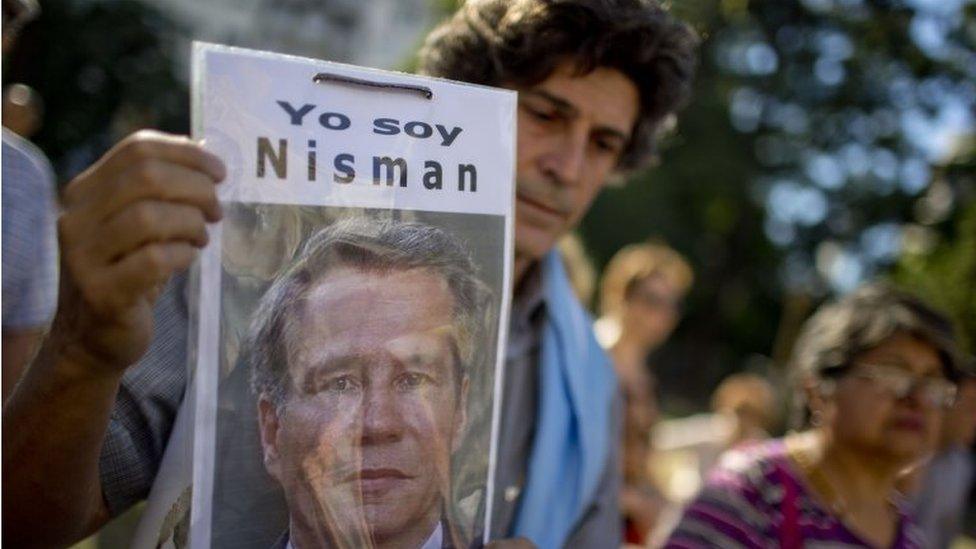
left=245, top=218, right=489, bottom=549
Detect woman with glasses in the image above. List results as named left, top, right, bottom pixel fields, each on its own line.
left=665, top=283, right=963, bottom=548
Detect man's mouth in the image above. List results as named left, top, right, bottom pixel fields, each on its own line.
left=516, top=192, right=565, bottom=220
left=347, top=468, right=414, bottom=498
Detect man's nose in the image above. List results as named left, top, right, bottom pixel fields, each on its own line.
left=360, top=383, right=403, bottom=445
left=540, top=126, right=587, bottom=187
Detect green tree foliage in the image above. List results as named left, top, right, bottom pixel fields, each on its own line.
left=895, top=154, right=976, bottom=357
left=581, top=0, right=974, bottom=411
left=696, top=0, right=974, bottom=294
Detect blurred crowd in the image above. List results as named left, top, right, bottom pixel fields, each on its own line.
left=3, top=0, right=975, bottom=548
left=560, top=239, right=976, bottom=547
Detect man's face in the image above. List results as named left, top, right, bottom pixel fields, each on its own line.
left=513, top=61, right=640, bottom=263
left=258, top=267, right=467, bottom=548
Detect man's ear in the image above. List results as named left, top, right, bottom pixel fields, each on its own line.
left=452, top=376, right=470, bottom=454
left=257, top=394, right=283, bottom=481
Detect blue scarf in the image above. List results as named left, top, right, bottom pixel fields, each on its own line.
left=511, top=252, right=617, bottom=548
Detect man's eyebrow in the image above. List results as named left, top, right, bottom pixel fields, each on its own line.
left=523, top=89, right=632, bottom=142
left=524, top=89, right=578, bottom=116
left=297, top=354, right=359, bottom=392
left=302, top=353, right=357, bottom=376
left=593, top=126, right=630, bottom=145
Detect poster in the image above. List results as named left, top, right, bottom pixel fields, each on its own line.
left=133, top=43, right=515, bottom=549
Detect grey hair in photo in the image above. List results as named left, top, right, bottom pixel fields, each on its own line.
left=245, top=217, right=493, bottom=407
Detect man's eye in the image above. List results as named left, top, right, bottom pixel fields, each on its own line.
left=324, top=375, right=360, bottom=394
left=594, top=138, right=623, bottom=155
left=522, top=104, right=558, bottom=122
left=394, top=372, right=433, bottom=392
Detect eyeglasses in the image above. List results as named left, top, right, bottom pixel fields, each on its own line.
left=848, top=363, right=957, bottom=408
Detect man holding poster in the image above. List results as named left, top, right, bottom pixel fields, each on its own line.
left=416, top=3, right=696, bottom=546
left=3, top=1, right=698, bottom=547
left=246, top=219, right=487, bottom=549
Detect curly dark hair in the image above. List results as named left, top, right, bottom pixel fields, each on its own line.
left=417, top=0, right=699, bottom=171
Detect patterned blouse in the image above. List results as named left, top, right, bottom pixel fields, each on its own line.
left=665, top=439, right=927, bottom=548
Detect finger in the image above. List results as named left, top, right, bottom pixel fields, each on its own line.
left=59, top=162, right=221, bottom=254
left=64, top=130, right=225, bottom=208
left=90, top=161, right=223, bottom=224
left=100, top=130, right=225, bottom=184
left=104, top=241, right=199, bottom=312
left=91, top=201, right=209, bottom=264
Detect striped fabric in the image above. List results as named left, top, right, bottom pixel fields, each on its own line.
left=2, top=129, right=59, bottom=329
left=100, top=272, right=191, bottom=515
left=666, top=439, right=927, bottom=548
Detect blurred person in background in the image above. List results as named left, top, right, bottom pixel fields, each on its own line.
left=710, top=372, right=777, bottom=449
left=596, top=242, right=693, bottom=545
left=912, top=369, right=976, bottom=548
left=647, top=372, right=778, bottom=545
left=2, top=0, right=59, bottom=403
left=596, top=242, right=693, bottom=368
left=667, top=283, right=962, bottom=548
left=654, top=372, right=778, bottom=488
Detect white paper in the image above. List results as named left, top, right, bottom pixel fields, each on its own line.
left=135, top=42, right=515, bottom=549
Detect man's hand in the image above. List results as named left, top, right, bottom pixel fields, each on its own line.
left=55, top=130, right=224, bottom=372
left=3, top=130, right=225, bottom=548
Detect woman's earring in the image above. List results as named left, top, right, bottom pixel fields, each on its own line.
left=811, top=408, right=823, bottom=427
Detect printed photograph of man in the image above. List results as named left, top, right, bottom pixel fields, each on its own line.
left=243, top=218, right=492, bottom=549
